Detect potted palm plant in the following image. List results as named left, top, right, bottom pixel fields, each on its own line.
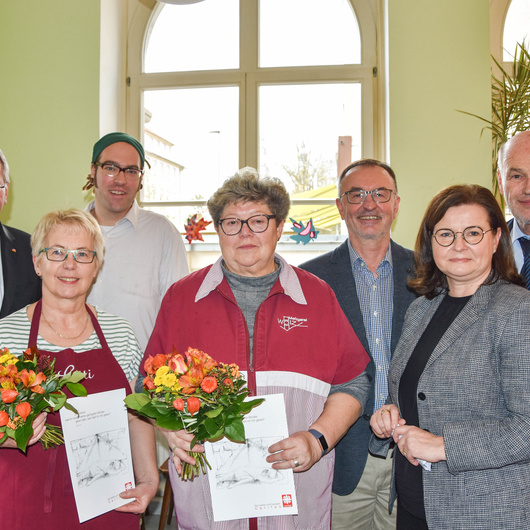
left=460, top=42, right=530, bottom=205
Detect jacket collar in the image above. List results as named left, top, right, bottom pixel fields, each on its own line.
left=195, top=253, right=307, bottom=305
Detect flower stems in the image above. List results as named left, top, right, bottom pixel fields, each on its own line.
left=180, top=451, right=212, bottom=481
left=39, top=423, right=64, bottom=450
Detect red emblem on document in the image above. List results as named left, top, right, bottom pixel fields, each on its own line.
left=282, top=494, right=293, bottom=508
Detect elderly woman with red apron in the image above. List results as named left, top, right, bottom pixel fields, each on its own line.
left=0, top=209, right=158, bottom=529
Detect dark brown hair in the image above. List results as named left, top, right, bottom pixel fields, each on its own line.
left=410, top=184, right=524, bottom=298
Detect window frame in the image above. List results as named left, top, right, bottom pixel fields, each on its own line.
left=126, top=0, right=383, bottom=227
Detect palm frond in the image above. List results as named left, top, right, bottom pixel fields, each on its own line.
left=460, top=41, right=530, bottom=207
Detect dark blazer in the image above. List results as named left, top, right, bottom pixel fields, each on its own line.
left=371, top=282, right=530, bottom=528
left=0, top=223, right=41, bottom=318
left=299, top=239, right=416, bottom=495
left=508, top=217, right=530, bottom=289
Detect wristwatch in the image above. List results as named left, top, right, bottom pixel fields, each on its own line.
left=308, top=428, right=328, bottom=457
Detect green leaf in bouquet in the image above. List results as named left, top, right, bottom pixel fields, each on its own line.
left=44, top=392, right=66, bottom=411
left=224, top=418, right=245, bottom=442
left=156, top=414, right=185, bottom=431
left=204, top=405, right=223, bottom=419
left=66, top=382, right=87, bottom=397
left=204, top=417, right=222, bottom=436
left=235, top=393, right=247, bottom=404
left=15, top=419, right=34, bottom=452
left=239, top=398, right=265, bottom=414
left=49, top=392, right=67, bottom=411
left=124, top=392, right=151, bottom=412
left=61, top=370, right=86, bottom=385
left=63, top=401, right=80, bottom=415
left=150, top=400, right=173, bottom=414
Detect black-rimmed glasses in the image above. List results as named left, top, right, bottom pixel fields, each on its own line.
left=340, top=188, right=394, bottom=204
left=40, top=247, right=97, bottom=263
left=432, top=226, right=495, bottom=247
left=94, top=162, right=144, bottom=180
left=219, top=214, right=272, bottom=236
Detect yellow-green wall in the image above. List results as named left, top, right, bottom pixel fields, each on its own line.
left=388, top=0, right=492, bottom=249
left=0, top=0, right=492, bottom=248
left=0, top=1, right=100, bottom=233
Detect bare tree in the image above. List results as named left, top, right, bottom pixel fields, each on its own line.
left=282, top=144, right=333, bottom=194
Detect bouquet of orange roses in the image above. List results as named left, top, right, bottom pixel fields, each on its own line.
left=0, top=347, right=87, bottom=452
left=125, top=347, right=264, bottom=480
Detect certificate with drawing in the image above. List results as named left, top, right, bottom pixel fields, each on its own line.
left=205, top=393, right=298, bottom=521
left=59, top=388, right=135, bottom=523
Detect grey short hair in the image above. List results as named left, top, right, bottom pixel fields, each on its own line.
left=0, top=148, right=10, bottom=185
left=207, top=167, right=291, bottom=226
left=337, top=159, right=397, bottom=196
left=498, top=130, right=530, bottom=177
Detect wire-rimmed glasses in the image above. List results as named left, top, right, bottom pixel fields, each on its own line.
left=339, top=188, right=394, bottom=204
left=40, top=247, right=97, bottom=263
left=432, top=226, right=495, bottom=247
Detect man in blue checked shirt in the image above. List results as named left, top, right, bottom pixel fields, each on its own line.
left=300, top=159, right=417, bottom=530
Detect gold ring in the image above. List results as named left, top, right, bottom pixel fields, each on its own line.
left=293, top=459, right=300, bottom=468
left=381, top=409, right=390, bottom=415
left=403, top=449, right=407, bottom=456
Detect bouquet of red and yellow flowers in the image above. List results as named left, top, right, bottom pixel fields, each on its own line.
left=0, top=347, right=87, bottom=452
left=125, top=347, right=264, bottom=480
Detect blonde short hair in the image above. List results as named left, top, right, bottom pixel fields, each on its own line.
left=31, top=209, right=104, bottom=273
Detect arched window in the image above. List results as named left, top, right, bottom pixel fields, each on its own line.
left=127, top=0, right=379, bottom=263
left=503, top=0, right=530, bottom=60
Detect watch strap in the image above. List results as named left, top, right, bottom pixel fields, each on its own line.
left=308, top=428, right=328, bottom=457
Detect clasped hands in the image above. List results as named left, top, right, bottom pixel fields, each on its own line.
left=370, top=404, right=446, bottom=466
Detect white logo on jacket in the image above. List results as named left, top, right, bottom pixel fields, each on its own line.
left=278, top=316, right=308, bottom=331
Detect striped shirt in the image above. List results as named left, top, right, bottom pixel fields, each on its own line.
left=0, top=306, right=142, bottom=381
left=348, top=240, right=394, bottom=411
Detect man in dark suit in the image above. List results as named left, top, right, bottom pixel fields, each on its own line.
left=299, top=159, right=416, bottom=529
left=497, top=130, right=530, bottom=289
left=0, top=148, right=41, bottom=318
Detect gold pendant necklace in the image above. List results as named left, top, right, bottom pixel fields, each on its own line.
left=41, top=311, right=90, bottom=340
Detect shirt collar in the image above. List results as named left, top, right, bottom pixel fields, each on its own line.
left=511, top=218, right=529, bottom=243
left=195, top=253, right=307, bottom=305
left=86, top=199, right=139, bottom=229
left=347, top=238, right=393, bottom=270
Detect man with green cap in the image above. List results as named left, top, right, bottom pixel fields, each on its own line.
left=84, top=132, right=189, bottom=351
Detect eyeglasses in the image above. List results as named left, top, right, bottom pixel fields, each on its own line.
left=219, top=214, right=272, bottom=236
left=339, top=188, right=394, bottom=204
left=95, top=162, right=144, bottom=180
left=432, top=226, right=495, bottom=247
left=40, top=247, right=97, bottom=263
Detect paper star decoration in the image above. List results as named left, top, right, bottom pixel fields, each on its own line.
left=184, top=214, right=212, bottom=244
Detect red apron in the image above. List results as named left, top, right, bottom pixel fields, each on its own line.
left=0, top=300, right=139, bottom=529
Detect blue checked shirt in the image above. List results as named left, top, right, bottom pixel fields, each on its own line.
left=348, top=240, right=393, bottom=411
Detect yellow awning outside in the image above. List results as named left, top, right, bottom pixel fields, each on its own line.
left=288, top=185, right=341, bottom=230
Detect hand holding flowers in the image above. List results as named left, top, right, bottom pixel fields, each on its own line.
left=125, top=347, right=264, bottom=480
left=0, top=347, right=87, bottom=452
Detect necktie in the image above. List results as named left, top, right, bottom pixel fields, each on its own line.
left=518, top=237, right=530, bottom=290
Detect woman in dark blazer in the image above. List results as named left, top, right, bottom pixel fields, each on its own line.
left=370, top=184, right=530, bottom=529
